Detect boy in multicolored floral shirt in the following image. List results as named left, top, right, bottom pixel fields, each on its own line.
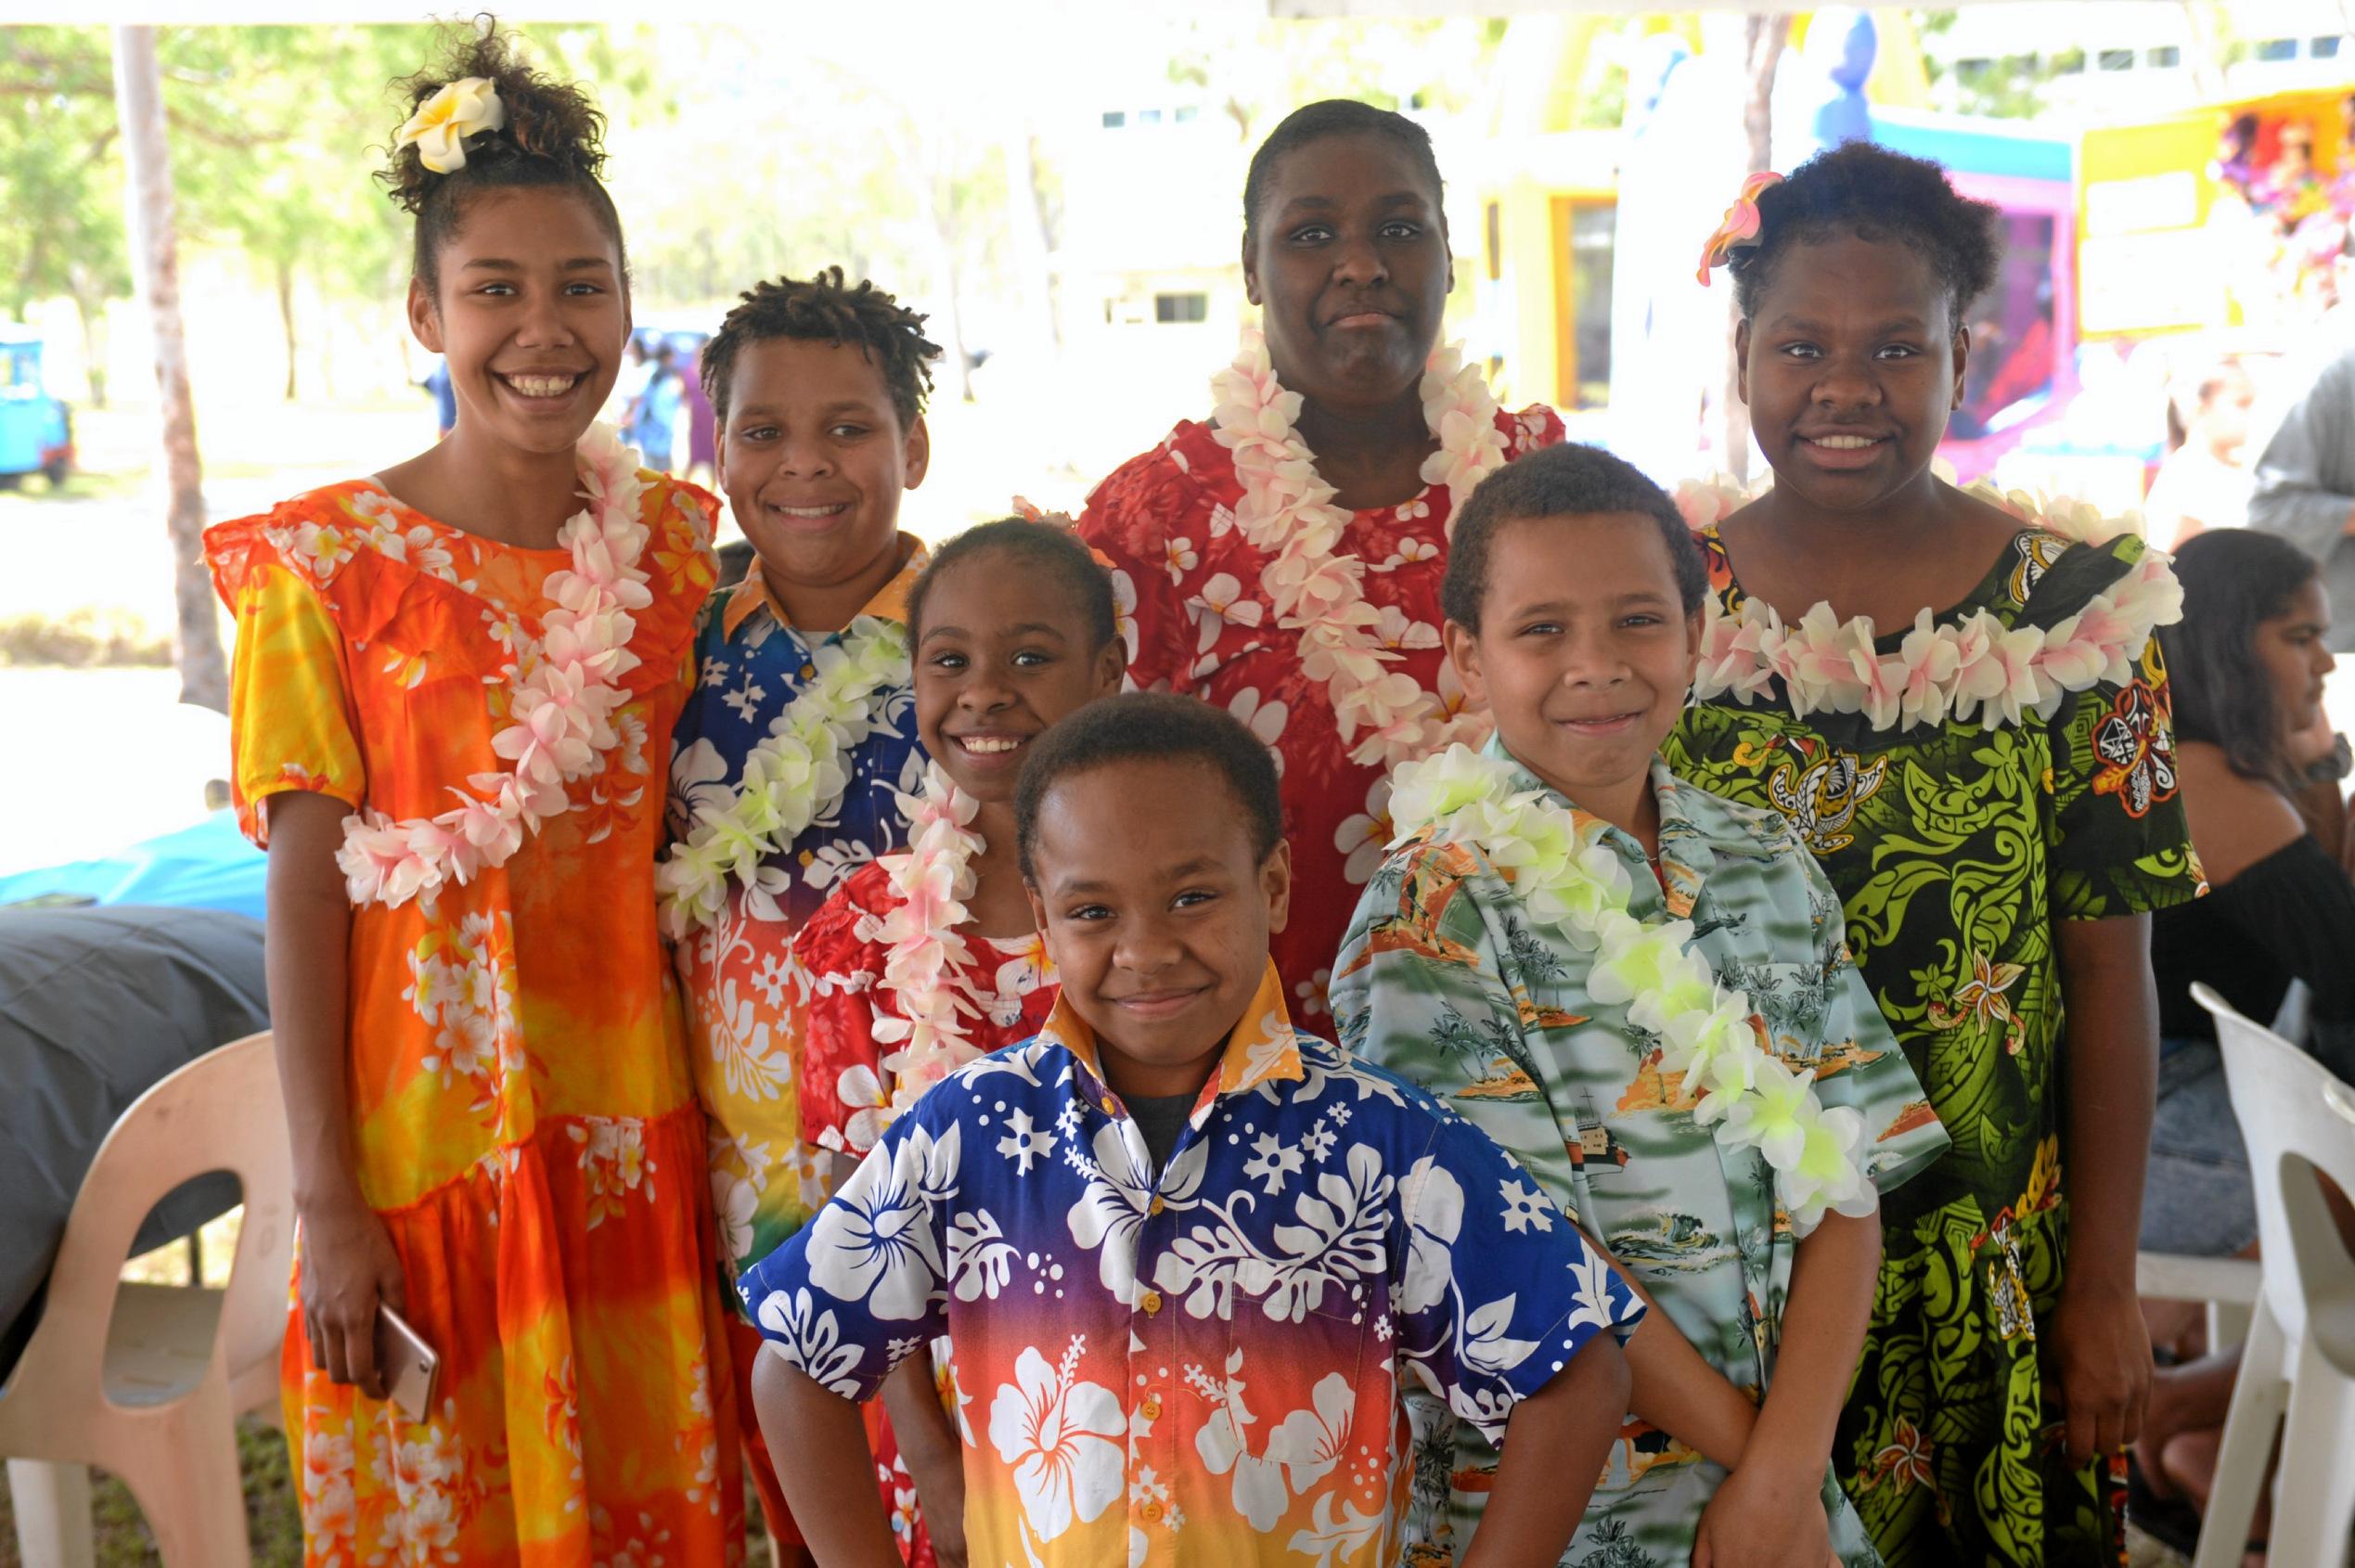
left=658, top=266, right=942, bottom=1555
left=1331, top=444, right=1950, bottom=1568
left=742, top=693, right=1645, bottom=1568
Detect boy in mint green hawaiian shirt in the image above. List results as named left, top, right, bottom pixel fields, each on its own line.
left=1330, top=444, right=1950, bottom=1568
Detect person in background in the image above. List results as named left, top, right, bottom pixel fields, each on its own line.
left=2249, top=339, right=2355, bottom=655
left=684, top=340, right=718, bottom=483
left=422, top=355, right=457, bottom=439
left=2144, top=357, right=2257, bottom=550
left=2133, top=527, right=2355, bottom=1561
left=631, top=338, right=682, bottom=473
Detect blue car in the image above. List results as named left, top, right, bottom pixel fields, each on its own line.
left=0, top=328, right=73, bottom=489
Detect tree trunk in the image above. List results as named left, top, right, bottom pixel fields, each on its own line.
left=67, top=272, right=108, bottom=409
left=112, top=24, right=225, bottom=714
left=1720, top=13, right=1791, bottom=485
left=277, top=256, right=297, bottom=402
left=1001, top=131, right=1061, bottom=352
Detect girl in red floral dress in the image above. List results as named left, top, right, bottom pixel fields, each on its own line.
left=791, top=518, right=1124, bottom=1564
left=1077, top=99, right=1564, bottom=1015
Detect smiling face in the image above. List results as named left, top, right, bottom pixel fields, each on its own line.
left=716, top=337, right=929, bottom=600
left=2256, top=574, right=2336, bottom=739
left=1446, top=511, right=1702, bottom=823
left=1738, top=231, right=1966, bottom=515
left=1243, top=132, right=1451, bottom=415
left=915, top=550, right=1125, bottom=803
left=1023, top=758, right=1291, bottom=1101
left=409, top=186, right=629, bottom=457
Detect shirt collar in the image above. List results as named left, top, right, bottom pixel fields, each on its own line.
left=1483, top=736, right=1723, bottom=920
left=1036, top=958, right=1306, bottom=1119
left=720, top=533, right=927, bottom=642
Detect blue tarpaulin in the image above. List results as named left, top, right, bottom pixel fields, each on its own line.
left=0, top=811, right=265, bottom=921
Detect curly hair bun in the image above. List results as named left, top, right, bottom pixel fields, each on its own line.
left=380, top=18, right=608, bottom=216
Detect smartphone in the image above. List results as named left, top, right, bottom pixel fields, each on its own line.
left=376, top=1304, right=441, bottom=1422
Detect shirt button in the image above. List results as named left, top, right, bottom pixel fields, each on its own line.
left=1140, top=1289, right=1163, bottom=1316
left=800, top=662, right=817, bottom=679
left=1141, top=1500, right=1165, bottom=1523
left=1141, top=1395, right=1163, bottom=1420
left=1148, top=1195, right=1166, bottom=1216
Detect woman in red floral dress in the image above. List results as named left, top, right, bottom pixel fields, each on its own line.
left=1077, top=99, right=1563, bottom=1015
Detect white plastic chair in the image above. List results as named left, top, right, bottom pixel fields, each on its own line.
left=0, top=1032, right=293, bottom=1568
left=2193, top=984, right=2355, bottom=1568
left=2139, top=1250, right=2263, bottom=1349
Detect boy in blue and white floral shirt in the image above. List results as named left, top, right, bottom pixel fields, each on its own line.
left=739, top=693, right=1647, bottom=1568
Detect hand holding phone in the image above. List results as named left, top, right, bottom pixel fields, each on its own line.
left=376, top=1304, right=441, bottom=1422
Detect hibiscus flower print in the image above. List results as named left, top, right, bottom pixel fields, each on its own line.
left=807, top=1123, right=959, bottom=1318
left=1162, top=535, right=1200, bottom=585
left=1332, top=777, right=1395, bottom=886
left=988, top=1339, right=1126, bottom=1543
left=1226, top=688, right=1289, bottom=775
left=757, top=1286, right=869, bottom=1397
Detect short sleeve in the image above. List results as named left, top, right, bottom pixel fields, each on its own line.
left=223, top=559, right=365, bottom=847
left=737, top=1099, right=957, bottom=1404
left=1389, top=1113, right=1643, bottom=1446
left=1793, top=854, right=1950, bottom=1194
left=1075, top=443, right=1206, bottom=697
left=2048, top=632, right=2205, bottom=920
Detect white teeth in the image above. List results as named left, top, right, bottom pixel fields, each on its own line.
left=960, top=737, right=1023, bottom=754
left=1811, top=434, right=1878, bottom=450
left=772, top=504, right=847, bottom=518
left=505, top=375, right=578, bottom=399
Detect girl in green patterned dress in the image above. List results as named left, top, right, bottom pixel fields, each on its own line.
left=1661, top=142, right=2202, bottom=1567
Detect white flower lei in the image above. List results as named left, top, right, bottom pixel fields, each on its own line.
left=868, top=763, right=992, bottom=1125
left=1208, top=325, right=1512, bottom=771
left=1389, top=744, right=1879, bottom=1235
left=336, top=425, right=654, bottom=910
left=655, top=615, right=909, bottom=935
left=1673, top=476, right=2183, bottom=733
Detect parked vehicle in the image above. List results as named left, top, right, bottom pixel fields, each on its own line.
left=0, top=328, right=72, bottom=490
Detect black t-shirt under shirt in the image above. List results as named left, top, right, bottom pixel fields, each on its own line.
left=1125, top=1090, right=1197, bottom=1174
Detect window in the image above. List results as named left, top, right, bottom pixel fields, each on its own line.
left=2313, top=34, right=2343, bottom=58
left=2253, top=37, right=2297, bottom=61
left=1100, top=110, right=1125, bottom=128
left=2097, top=48, right=2135, bottom=71
left=1154, top=292, right=1207, bottom=325
left=1567, top=204, right=1614, bottom=409
left=2145, top=45, right=2180, bottom=68
left=1175, top=105, right=1199, bottom=122
left=2052, top=47, right=2086, bottom=73
left=1137, top=108, right=1163, bottom=125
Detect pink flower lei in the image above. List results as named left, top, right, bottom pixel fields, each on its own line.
left=869, top=763, right=993, bottom=1123
left=1676, top=474, right=2184, bottom=733
left=1208, top=325, right=1512, bottom=772
left=336, top=425, right=654, bottom=909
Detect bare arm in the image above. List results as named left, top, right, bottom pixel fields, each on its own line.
left=878, top=1354, right=966, bottom=1568
left=1461, top=1335, right=1632, bottom=1568
left=264, top=791, right=405, bottom=1398
left=1693, top=1209, right=1882, bottom=1568
left=2047, top=915, right=2157, bottom=1465
left=1613, top=1265, right=1761, bottom=1470
left=757, top=1347, right=905, bottom=1568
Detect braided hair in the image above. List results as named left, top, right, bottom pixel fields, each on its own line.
left=700, top=266, right=943, bottom=430
left=379, top=21, right=624, bottom=300
left=1728, top=141, right=2001, bottom=326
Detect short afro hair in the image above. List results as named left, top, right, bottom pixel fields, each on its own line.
left=1729, top=141, right=2002, bottom=327
left=1442, top=443, right=1707, bottom=631
left=700, top=265, right=942, bottom=430
left=1015, top=693, right=1283, bottom=882
left=907, top=517, right=1118, bottom=653
left=1242, top=98, right=1445, bottom=241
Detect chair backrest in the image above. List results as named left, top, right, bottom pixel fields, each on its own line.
left=2196, top=984, right=2355, bottom=1376
left=0, top=1032, right=291, bottom=1415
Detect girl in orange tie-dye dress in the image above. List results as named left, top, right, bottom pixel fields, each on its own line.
left=205, top=31, right=740, bottom=1566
